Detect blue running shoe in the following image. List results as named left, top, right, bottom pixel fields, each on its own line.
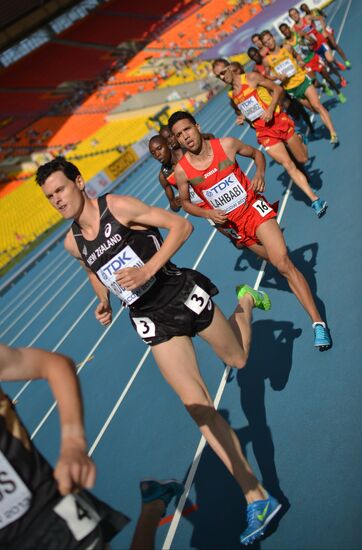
left=311, top=198, right=328, bottom=218
left=240, top=494, right=281, bottom=545
left=140, top=479, right=184, bottom=515
left=313, top=322, right=331, bottom=350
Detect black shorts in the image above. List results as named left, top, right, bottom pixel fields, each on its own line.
left=129, top=268, right=219, bottom=346
left=5, top=491, right=130, bottom=550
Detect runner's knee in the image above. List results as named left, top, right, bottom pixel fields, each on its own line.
left=270, top=252, right=292, bottom=276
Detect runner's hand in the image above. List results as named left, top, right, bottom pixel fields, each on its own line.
left=54, top=441, right=96, bottom=495
left=207, top=209, right=228, bottom=224
left=260, top=106, right=274, bottom=123
left=95, top=301, right=112, bottom=326
left=250, top=172, right=265, bottom=193
left=171, top=196, right=182, bottom=211
left=236, top=114, right=246, bottom=126
left=115, top=266, right=151, bottom=291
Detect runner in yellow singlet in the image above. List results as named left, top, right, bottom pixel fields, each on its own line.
left=261, top=30, right=339, bottom=145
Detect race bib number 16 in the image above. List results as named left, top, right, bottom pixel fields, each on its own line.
left=252, top=199, right=273, bottom=217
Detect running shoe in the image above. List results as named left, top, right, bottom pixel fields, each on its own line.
left=236, top=284, right=271, bottom=311
left=330, top=133, right=339, bottom=145
left=311, top=198, right=328, bottom=218
left=345, top=60, right=351, bottom=69
left=337, top=92, right=347, bottom=104
left=340, top=77, right=347, bottom=87
left=240, top=494, right=282, bottom=545
left=335, top=61, right=346, bottom=71
left=140, top=479, right=184, bottom=515
left=324, top=85, right=333, bottom=97
left=313, top=322, right=331, bottom=350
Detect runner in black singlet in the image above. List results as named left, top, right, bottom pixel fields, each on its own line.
left=37, top=156, right=282, bottom=546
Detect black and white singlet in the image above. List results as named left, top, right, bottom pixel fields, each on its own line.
left=71, top=194, right=186, bottom=312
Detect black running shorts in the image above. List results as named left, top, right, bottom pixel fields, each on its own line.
left=129, top=268, right=219, bottom=346
left=5, top=491, right=130, bottom=550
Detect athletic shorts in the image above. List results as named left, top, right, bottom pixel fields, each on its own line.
left=286, top=76, right=312, bottom=100
left=305, top=54, right=325, bottom=74
left=129, top=268, right=218, bottom=346
left=220, top=196, right=277, bottom=248
left=256, top=112, right=295, bottom=149
left=5, top=491, right=130, bottom=550
left=315, top=43, right=330, bottom=57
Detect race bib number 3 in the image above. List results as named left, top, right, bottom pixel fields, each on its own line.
left=238, top=96, right=264, bottom=122
left=0, top=451, right=32, bottom=529
left=275, top=58, right=296, bottom=77
left=54, top=494, right=100, bottom=541
left=132, top=317, right=156, bottom=338
left=185, top=284, right=210, bottom=315
left=97, top=246, right=156, bottom=305
left=203, top=173, right=247, bottom=214
left=252, top=199, right=273, bottom=217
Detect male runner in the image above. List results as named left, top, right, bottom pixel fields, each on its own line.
left=279, top=23, right=346, bottom=104
left=0, top=344, right=127, bottom=548
left=37, top=156, right=282, bottom=546
left=251, top=33, right=269, bottom=58
left=0, top=344, right=183, bottom=549
left=260, top=30, right=339, bottom=144
left=247, top=46, right=315, bottom=135
left=299, top=3, right=351, bottom=68
left=212, top=58, right=327, bottom=217
left=288, top=7, right=347, bottom=81
left=169, top=110, right=331, bottom=350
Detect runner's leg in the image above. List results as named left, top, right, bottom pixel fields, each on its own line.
left=152, top=336, right=267, bottom=502
left=304, top=85, right=337, bottom=137
left=255, top=219, right=324, bottom=323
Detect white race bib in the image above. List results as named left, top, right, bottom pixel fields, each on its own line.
left=238, top=96, right=265, bottom=121
left=97, top=246, right=156, bottom=305
left=189, top=185, right=204, bottom=205
left=0, top=451, right=32, bottom=530
left=275, top=58, right=296, bottom=77
left=132, top=317, right=156, bottom=338
left=184, top=284, right=210, bottom=315
left=203, top=173, right=247, bottom=214
left=54, top=493, right=100, bottom=541
left=252, top=199, right=273, bottom=217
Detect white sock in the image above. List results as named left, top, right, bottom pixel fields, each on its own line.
left=312, top=321, right=326, bottom=328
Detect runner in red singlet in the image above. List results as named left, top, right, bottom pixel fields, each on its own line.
left=212, top=59, right=327, bottom=217
left=169, top=110, right=331, bottom=350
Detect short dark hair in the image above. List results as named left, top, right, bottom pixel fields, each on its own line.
left=168, top=111, right=197, bottom=131
left=260, top=30, right=273, bottom=40
left=247, top=46, right=259, bottom=57
left=288, top=7, right=299, bottom=16
left=251, top=33, right=261, bottom=41
left=279, top=23, right=289, bottom=31
left=36, top=156, right=81, bottom=186
left=211, top=58, right=229, bottom=70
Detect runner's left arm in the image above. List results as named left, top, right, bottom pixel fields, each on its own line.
left=221, top=136, right=266, bottom=193
left=248, top=71, right=283, bottom=122
left=0, top=344, right=96, bottom=495
left=107, top=195, right=193, bottom=291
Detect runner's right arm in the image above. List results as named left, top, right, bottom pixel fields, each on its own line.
left=159, top=171, right=181, bottom=212
left=64, top=231, right=112, bottom=326
left=174, top=163, right=228, bottom=225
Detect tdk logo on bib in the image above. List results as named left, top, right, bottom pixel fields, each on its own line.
left=204, top=173, right=247, bottom=214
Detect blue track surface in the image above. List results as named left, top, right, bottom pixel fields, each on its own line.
left=0, top=1, right=361, bottom=548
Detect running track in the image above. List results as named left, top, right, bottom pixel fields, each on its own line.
left=0, top=1, right=361, bottom=547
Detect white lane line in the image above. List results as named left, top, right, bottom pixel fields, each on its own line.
left=0, top=250, right=68, bottom=323
left=12, top=296, right=98, bottom=403
left=7, top=265, right=82, bottom=345
left=30, top=305, right=125, bottom=440
left=162, top=3, right=352, bottom=547
left=0, top=258, right=77, bottom=339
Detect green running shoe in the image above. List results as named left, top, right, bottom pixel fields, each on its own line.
left=324, top=85, right=333, bottom=97
left=345, top=60, right=351, bottom=69
left=236, top=284, right=271, bottom=311
left=338, top=92, right=347, bottom=104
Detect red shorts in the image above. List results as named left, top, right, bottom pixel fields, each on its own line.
left=220, top=195, right=277, bottom=248
left=255, top=112, right=295, bottom=150
left=305, top=54, right=325, bottom=74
